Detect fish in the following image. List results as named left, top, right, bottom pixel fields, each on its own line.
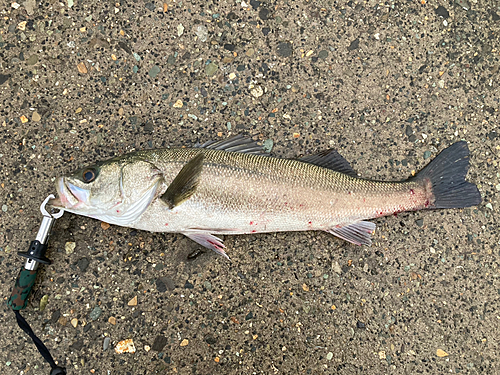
left=49, top=135, right=482, bottom=259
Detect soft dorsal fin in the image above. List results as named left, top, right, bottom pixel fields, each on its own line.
left=161, top=153, right=204, bottom=208
left=299, top=149, right=357, bottom=177
left=196, top=134, right=268, bottom=155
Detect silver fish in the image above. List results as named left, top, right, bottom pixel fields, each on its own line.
left=50, top=136, right=481, bottom=259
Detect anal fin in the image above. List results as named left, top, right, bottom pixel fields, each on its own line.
left=183, top=232, right=230, bottom=260
left=326, top=221, right=376, bottom=246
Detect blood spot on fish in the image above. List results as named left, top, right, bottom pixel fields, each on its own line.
left=410, top=189, right=415, bottom=195
left=424, top=199, right=430, bottom=208
left=251, top=230, right=257, bottom=233
left=308, top=221, right=312, bottom=225
left=249, top=221, right=254, bottom=225
left=116, top=210, right=120, bottom=213
left=165, top=223, right=169, bottom=226
left=207, top=240, right=222, bottom=249
left=348, top=191, right=352, bottom=195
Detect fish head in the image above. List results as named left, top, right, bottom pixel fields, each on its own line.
left=50, top=154, right=162, bottom=225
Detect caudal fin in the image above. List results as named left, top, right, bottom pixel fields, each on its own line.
left=414, top=141, right=481, bottom=209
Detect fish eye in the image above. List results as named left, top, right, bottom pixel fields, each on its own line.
left=82, top=168, right=97, bottom=183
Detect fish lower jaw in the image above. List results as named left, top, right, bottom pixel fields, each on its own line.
left=54, top=177, right=81, bottom=209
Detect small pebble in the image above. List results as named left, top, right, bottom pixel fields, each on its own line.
left=77, top=62, right=88, bottom=74
left=173, top=99, right=183, bottom=108
left=348, top=38, right=360, bottom=51
left=436, top=348, right=449, bottom=357
left=423, top=151, right=431, bottom=159
left=89, top=306, right=102, bottom=321
left=149, top=65, right=161, bottom=78
left=101, top=222, right=110, bottom=230
left=103, top=337, right=110, bottom=351
left=32, top=111, right=41, bottom=122
left=71, top=318, right=78, bottom=328
left=205, top=62, right=218, bottom=77
left=115, top=339, right=135, bottom=354
left=263, top=139, right=274, bottom=153
left=26, top=55, right=38, bottom=65
left=1, top=204, right=7, bottom=212
left=250, top=86, right=263, bottom=98
left=39, top=295, right=48, bottom=312
left=180, top=339, right=189, bottom=347
left=195, top=25, right=208, bottom=42
left=108, top=316, right=117, bottom=325
left=326, top=352, right=333, bottom=361
left=435, top=5, right=450, bottom=19
left=128, top=296, right=138, bottom=306
left=177, top=24, right=184, bottom=37
left=65, top=242, right=76, bottom=254
left=318, top=50, right=329, bottom=59
left=332, top=261, right=342, bottom=274
left=276, top=42, right=293, bottom=57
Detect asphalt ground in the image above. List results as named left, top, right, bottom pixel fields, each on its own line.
left=0, top=0, right=499, bottom=374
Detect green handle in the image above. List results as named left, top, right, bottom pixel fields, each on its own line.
left=8, top=268, right=38, bottom=311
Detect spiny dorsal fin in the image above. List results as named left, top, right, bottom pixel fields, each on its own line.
left=196, top=134, right=268, bottom=155
left=299, top=149, right=357, bottom=177
left=161, top=153, right=204, bottom=208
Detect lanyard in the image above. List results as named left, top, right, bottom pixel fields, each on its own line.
left=7, top=194, right=67, bottom=375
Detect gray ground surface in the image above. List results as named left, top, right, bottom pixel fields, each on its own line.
left=0, top=0, right=499, bottom=374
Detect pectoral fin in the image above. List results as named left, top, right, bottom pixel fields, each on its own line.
left=161, top=153, right=204, bottom=208
left=326, top=221, right=376, bottom=246
left=183, top=232, right=230, bottom=260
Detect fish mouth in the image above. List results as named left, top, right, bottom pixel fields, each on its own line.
left=49, top=177, right=89, bottom=210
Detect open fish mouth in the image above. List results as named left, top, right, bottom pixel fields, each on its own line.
left=49, top=177, right=89, bottom=210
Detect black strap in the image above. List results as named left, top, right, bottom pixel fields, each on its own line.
left=15, top=310, right=67, bottom=375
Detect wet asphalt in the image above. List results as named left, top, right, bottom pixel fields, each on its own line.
left=0, top=0, right=499, bottom=374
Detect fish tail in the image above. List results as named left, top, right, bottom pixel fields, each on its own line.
left=413, top=141, right=481, bottom=209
